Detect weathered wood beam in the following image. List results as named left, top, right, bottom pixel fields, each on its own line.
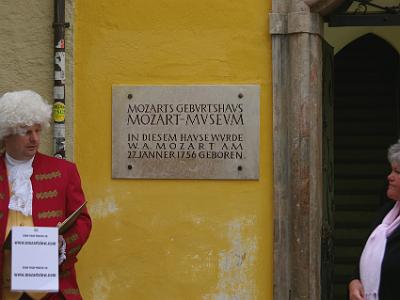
left=270, top=1, right=328, bottom=299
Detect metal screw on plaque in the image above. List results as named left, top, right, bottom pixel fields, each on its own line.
left=128, top=165, right=133, bottom=170
left=238, top=93, right=244, bottom=99
left=237, top=166, right=243, bottom=171
left=128, top=94, right=133, bottom=99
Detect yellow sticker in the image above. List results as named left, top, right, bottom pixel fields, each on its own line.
left=53, top=102, right=65, bottom=122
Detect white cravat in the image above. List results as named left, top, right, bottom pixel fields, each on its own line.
left=5, top=153, right=34, bottom=216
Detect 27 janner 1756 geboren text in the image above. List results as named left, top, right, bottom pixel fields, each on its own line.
left=127, top=133, right=244, bottom=160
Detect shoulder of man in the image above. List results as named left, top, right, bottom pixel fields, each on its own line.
left=33, top=152, right=77, bottom=170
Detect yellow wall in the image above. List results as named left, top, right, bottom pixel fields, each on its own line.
left=75, top=1, right=272, bottom=299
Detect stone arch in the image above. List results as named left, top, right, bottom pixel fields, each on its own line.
left=333, top=30, right=400, bottom=54
left=338, top=32, right=399, bottom=56
left=332, top=32, right=399, bottom=297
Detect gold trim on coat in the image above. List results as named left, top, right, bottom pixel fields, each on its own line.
left=34, top=171, right=61, bottom=181
left=37, top=210, right=63, bottom=219
left=36, top=190, right=58, bottom=200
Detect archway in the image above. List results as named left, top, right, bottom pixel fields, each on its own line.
left=332, top=33, right=400, bottom=299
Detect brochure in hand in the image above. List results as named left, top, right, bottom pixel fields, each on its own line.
left=58, top=201, right=87, bottom=234
left=3, top=201, right=87, bottom=249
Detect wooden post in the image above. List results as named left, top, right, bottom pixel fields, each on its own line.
left=270, top=0, right=333, bottom=298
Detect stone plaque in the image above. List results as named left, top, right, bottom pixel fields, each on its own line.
left=112, top=85, right=260, bottom=179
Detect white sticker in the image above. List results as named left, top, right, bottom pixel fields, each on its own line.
left=54, top=71, right=64, bottom=81
left=53, top=123, right=65, bottom=138
left=53, top=86, right=64, bottom=100
left=55, top=39, right=65, bottom=49
left=54, top=52, right=65, bottom=80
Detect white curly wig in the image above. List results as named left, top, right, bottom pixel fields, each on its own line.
left=0, top=90, right=52, bottom=150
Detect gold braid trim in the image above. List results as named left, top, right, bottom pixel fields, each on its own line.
left=68, top=245, right=81, bottom=256
left=65, top=233, right=79, bottom=244
left=0, top=175, right=3, bottom=181
left=63, top=288, right=80, bottom=295
left=36, top=190, right=58, bottom=200
left=35, top=170, right=61, bottom=181
left=0, top=193, right=4, bottom=200
left=37, top=210, right=63, bottom=219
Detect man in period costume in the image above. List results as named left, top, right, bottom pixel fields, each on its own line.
left=0, top=90, right=92, bottom=300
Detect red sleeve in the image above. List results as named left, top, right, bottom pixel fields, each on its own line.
left=60, top=163, right=92, bottom=271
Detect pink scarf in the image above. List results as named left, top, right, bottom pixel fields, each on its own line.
left=359, top=201, right=400, bottom=300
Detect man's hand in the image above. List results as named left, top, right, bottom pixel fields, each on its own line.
left=58, top=235, right=67, bottom=265
left=58, top=235, right=64, bottom=251
left=349, top=279, right=365, bottom=300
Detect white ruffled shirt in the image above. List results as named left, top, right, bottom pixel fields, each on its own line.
left=5, top=153, right=34, bottom=216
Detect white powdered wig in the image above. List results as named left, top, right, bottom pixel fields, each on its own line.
left=0, top=90, right=52, bottom=148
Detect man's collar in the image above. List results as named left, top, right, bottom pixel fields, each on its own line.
left=5, top=152, right=35, bottom=166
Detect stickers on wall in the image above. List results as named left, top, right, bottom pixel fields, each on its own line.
left=54, top=52, right=65, bottom=81
left=53, top=123, right=65, bottom=138
left=53, top=86, right=64, bottom=100
left=53, top=102, right=65, bottom=123
left=55, top=39, right=65, bottom=49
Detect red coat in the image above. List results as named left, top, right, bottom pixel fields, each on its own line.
left=0, top=153, right=92, bottom=300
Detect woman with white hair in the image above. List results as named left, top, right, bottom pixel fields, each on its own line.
left=0, top=90, right=91, bottom=300
left=349, top=140, right=400, bottom=300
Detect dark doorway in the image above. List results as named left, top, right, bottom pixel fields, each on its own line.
left=332, top=33, right=400, bottom=299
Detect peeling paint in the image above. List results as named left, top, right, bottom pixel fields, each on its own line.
left=89, top=196, right=119, bottom=219
left=203, top=217, right=257, bottom=300
left=192, top=215, right=205, bottom=225
left=179, top=249, right=215, bottom=281
left=91, top=271, right=117, bottom=300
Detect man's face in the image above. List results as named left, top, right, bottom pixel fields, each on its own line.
left=4, top=124, right=42, bottom=160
